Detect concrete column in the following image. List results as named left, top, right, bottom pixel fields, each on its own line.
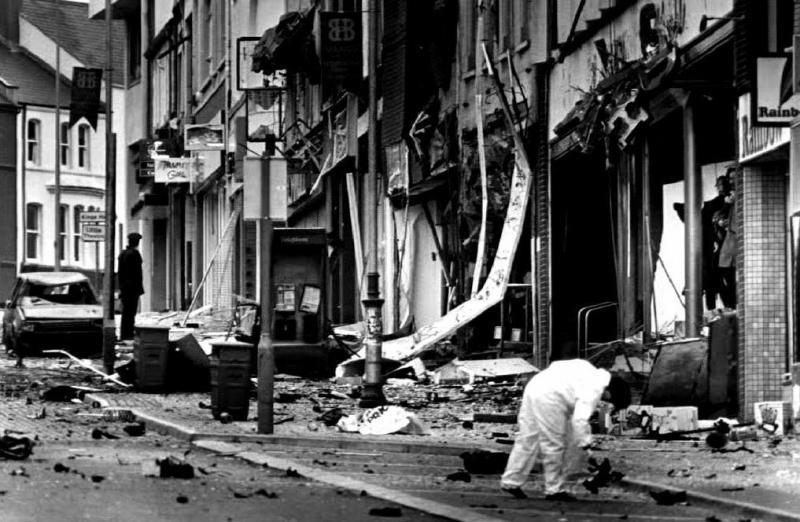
left=683, top=102, right=703, bottom=337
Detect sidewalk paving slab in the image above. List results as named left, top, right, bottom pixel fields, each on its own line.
left=195, top=439, right=508, bottom=522
left=101, top=393, right=800, bottom=522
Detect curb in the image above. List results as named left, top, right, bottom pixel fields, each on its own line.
left=194, top=439, right=506, bottom=522
left=619, top=477, right=800, bottom=522
left=85, top=399, right=800, bottom=521
left=127, top=408, right=496, bottom=457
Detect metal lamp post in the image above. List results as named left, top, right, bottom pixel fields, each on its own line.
left=359, top=0, right=385, bottom=408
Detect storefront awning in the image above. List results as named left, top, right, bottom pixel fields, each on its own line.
left=251, top=6, right=318, bottom=80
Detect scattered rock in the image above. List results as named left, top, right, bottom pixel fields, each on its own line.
left=91, top=428, right=119, bottom=440
left=460, top=450, right=508, bottom=475
left=368, top=506, right=402, bottom=517
left=733, top=464, right=746, bottom=471
left=254, top=488, right=278, bottom=498
left=649, top=489, right=687, bottom=505
left=445, top=470, right=471, bottom=482
left=10, top=466, right=28, bottom=477
left=53, top=463, right=70, bottom=473
left=667, top=469, right=691, bottom=478
left=90, top=475, right=105, bottom=483
left=705, top=432, right=727, bottom=449
left=583, top=458, right=624, bottom=494
left=27, top=407, right=46, bottom=420
left=144, top=456, right=195, bottom=479
left=285, top=468, right=301, bottom=478
left=176, top=495, right=189, bottom=504
left=123, top=422, right=146, bottom=437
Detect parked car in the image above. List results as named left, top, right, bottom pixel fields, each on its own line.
left=2, top=272, right=103, bottom=357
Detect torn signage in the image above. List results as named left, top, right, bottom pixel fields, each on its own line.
left=381, top=148, right=534, bottom=361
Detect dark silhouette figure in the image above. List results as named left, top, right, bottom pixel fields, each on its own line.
left=118, top=232, right=144, bottom=340
left=674, top=176, right=732, bottom=310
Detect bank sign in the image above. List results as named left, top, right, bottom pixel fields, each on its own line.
left=753, top=56, right=800, bottom=126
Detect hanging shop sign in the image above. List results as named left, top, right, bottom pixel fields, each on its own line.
left=237, top=37, right=286, bottom=91
left=319, top=94, right=357, bottom=176
left=319, top=11, right=362, bottom=92
left=739, top=93, right=789, bottom=163
left=154, top=156, right=195, bottom=183
left=184, top=123, right=225, bottom=151
left=137, top=139, right=167, bottom=183
left=753, top=56, right=800, bottom=126
left=68, top=67, right=102, bottom=130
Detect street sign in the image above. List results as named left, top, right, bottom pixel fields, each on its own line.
left=81, top=223, right=105, bottom=242
left=79, top=211, right=105, bottom=223
left=80, top=210, right=105, bottom=242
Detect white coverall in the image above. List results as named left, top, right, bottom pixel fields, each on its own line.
left=501, top=359, right=611, bottom=495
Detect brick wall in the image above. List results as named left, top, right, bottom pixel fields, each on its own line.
left=738, top=164, right=788, bottom=421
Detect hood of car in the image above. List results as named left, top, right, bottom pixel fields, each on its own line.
left=20, top=304, right=103, bottom=320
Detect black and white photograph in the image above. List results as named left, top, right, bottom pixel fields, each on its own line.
left=0, top=0, right=799, bottom=520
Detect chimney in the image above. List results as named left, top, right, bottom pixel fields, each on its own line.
left=0, top=0, right=21, bottom=49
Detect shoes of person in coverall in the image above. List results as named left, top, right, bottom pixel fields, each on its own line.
left=500, top=359, right=610, bottom=496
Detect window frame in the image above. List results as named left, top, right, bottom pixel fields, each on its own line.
left=26, top=119, right=41, bottom=165
left=463, top=0, right=477, bottom=70
left=58, top=204, right=69, bottom=262
left=60, top=122, right=71, bottom=168
left=128, top=12, right=142, bottom=82
left=25, top=203, right=42, bottom=260
left=73, top=205, right=83, bottom=263
left=77, top=124, right=90, bottom=169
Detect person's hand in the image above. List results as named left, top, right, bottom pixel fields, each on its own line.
left=581, top=441, right=602, bottom=452
left=583, top=447, right=594, bottom=461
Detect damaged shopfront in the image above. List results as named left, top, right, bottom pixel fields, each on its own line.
left=251, top=0, right=539, bottom=363
left=547, top=0, right=797, bottom=422
left=377, top=0, right=539, bottom=361
left=548, top=5, right=740, bottom=416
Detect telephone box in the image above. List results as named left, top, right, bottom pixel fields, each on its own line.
left=271, top=228, right=328, bottom=376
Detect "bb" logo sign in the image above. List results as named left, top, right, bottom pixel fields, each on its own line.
left=327, top=18, right=356, bottom=42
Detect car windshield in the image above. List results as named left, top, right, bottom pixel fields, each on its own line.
left=21, top=281, right=98, bottom=305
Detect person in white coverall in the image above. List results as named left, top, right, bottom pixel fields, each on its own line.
left=501, top=359, right=631, bottom=501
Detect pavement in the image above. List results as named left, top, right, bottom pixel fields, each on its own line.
left=2, top=353, right=800, bottom=521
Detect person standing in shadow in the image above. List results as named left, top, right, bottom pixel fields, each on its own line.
left=117, top=232, right=144, bottom=341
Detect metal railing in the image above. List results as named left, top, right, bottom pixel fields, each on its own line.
left=577, top=301, right=619, bottom=359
